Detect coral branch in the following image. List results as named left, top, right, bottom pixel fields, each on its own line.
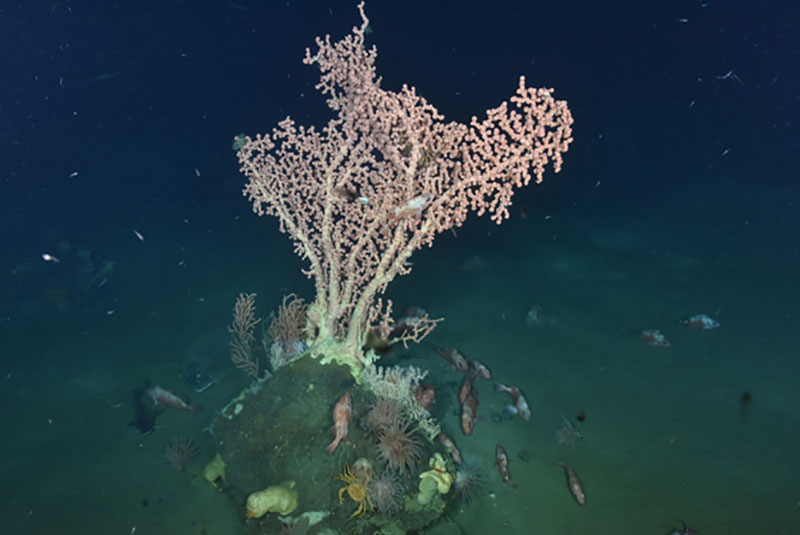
left=237, top=3, right=573, bottom=378
left=228, top=293, right=261, bottom=378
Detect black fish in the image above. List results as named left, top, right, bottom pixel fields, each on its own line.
left=129, top=381, right=160, bottom=434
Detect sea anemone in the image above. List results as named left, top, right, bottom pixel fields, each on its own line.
left=555, top=416, right=584, bottom=449
left=367, top=471, right=404, bottom=515
left=364, top=396, right=402, bottom=433
left=375, top=419, right=422, bottom=474
left=453, top=462, right=485, bottom=504
left=163, top=437, right=200, bottom=471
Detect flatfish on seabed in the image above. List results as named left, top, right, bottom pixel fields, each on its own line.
left=557, top=462, right=586, bottom=505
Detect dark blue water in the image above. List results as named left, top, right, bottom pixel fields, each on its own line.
left=2, top=1, right=798, bottom=533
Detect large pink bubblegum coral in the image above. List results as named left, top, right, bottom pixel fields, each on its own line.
left=237, top=2, right=573, bottom=379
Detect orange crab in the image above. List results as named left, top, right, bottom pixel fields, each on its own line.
left=335, top=463, right=374, bottom=518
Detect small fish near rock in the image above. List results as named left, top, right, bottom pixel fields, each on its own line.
left=415, top=383, right=435, bottom=412
left=146, top=384, right=200, bottom=412
left=495, top=383, right=531, bottom=422
left=435, top=432, right=462, bottom=465
left=680, top=313, right=720, bottom=330
left=461, top=387, right=479, bottom=436
left=495, top=445, right=516, bottom=488
left=458, top=372, right=476, bottom=404
left=640, top=329, right=672, bottom=348
left=467, top=358, right=492, bottom=381
left=435, top=346, right=469, bottom=372
left=325, top=392, right=352, bottom=454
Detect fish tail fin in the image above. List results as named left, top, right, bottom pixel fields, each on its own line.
left=324, top=438, right=339, bottom=455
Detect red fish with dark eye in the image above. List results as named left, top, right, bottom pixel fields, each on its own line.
left=495, top=445, right=516, bottom=488
left=435, top=346, right=469, bottom=372
left=325, top=392, right=352, bottom=454
left=415, top=383, right=435, bottom=411
left=461, top=387, right=478, bottom=435
left=467, top=358, right=492, bottom=380
left=436, top=432, right=462, bottom=465
left=495, top=383, right=531, bottom=422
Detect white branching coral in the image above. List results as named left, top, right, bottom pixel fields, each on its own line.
left=362, top=364, right=427, bottom=401
left=362, top=364, right=440, bottom=440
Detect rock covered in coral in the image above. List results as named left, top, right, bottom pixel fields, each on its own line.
left=210, top=357, right=450, bottom=534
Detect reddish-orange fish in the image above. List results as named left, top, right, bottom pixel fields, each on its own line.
left=415, top=384, right=435, bottom=411
left=436, top=432, right=462, bottom=465
left=495, top=383, right=531, bottom=422
left=557, top=462, right=586, bottom=505
left=467, top=358, right=492, bottom=380
left=495, top=445, right=516, bottom=488
left=461, top=387, right=478, bottom=435
left=325, top=392, right=352, bottom=454
left=146, top=385, right=199, bottom=412
left=458, top=372, right=476, bottom=404
left=435, top=346, right=469, bottom=372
